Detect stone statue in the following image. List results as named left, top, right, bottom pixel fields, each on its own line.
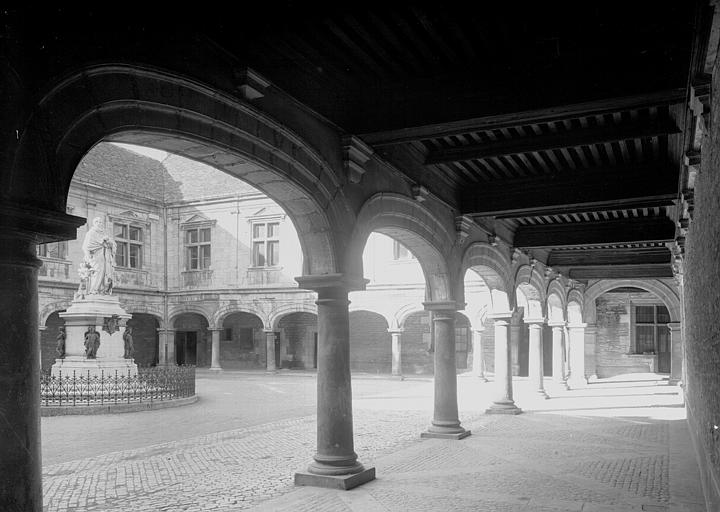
left=56, top=326, right=66, bottom=358
left=84, top=326, right=101, bottom=359
left=81, top=217, right=116, bottom=295
left=123, top=326, right=135, bottom=359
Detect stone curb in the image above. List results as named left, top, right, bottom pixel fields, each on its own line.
left=40, top=395, right=198, bottom=416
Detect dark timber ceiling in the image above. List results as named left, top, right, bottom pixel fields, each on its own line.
left=10, top=3, right=697, bottom=281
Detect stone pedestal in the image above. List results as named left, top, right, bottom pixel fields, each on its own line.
left=486, top=313, right=522, bottom=414
left=52, top=294, right=136, bottom=377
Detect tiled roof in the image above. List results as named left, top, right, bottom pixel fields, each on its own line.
left=73, top=143, right=260, bottom=204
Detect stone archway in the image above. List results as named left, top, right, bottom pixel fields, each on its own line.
left=11, top=64, right=353, bottom=277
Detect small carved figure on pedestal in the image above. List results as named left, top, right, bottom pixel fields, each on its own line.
left=123, top=326, right=135, bottom=359
left=84, top=326, right=101, bottom=359
left=56, top=326, right=66, bottom=358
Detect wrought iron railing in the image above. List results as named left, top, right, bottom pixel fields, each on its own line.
left=40, top=365, right=196, bottom=407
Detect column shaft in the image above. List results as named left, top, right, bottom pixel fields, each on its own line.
left=486, top=315, right=521, bottom=414
left=265, top=330, right=276, bottom=371
left=210, top=329, right=222, bottom=370
left=471, top=329, right=487, bottom=381
left=0, top=237, right=42, bottom=511
left=157, top=329, right=167, bottom=365
left=389, top=330, right=402, bottom=377
left=551, top=325, right=568, bottom=389
left=527, top=321, right=549, bottom=398
left=166, top=330, right=176, bottom=365
left=567, top=324, right=587, bottom=388
left=422, top=309, right=468, bottom=438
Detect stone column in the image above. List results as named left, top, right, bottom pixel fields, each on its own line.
left=157, top=328, right=167, bottom=365
left=294, top=274, right=375, bottom=490
left=567, top=323, right=587, bottom=388
left=668, top=322, right=682, bottom=384
left=421, top=302, right=470, bottom=439
left=486, top=312, right=522, bottom=414
left=0, top=236, right=43, bottom=510
left=584, top=323, right=597, bottom=381
left=209, top=328, right=222, bottom=371
left=509, top=318, right=521, bottom=376
left=471, top=328, right=487, bottom=381
left=526, top=318, right=549, bottom=398
left=166, top=329, right=176, bottom=366
left=388, top=328, right=403, bottom=378
left=264, top=329, right=276, bottom=372
left=550, top=322, right=568, bottom=389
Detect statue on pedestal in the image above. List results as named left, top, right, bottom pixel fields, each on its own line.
left=79, top=217, right=116, bottom=296
left=56, top=326, right=66, bottom=358
left=84, top=326, right=101, bottom=359
left=123, top=326, right=135, bottom=359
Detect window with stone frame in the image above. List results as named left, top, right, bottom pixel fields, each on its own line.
left=184, top=226, right=212, bottom=270
left=37, top=241, right=68, bottom=260
left=633, top=304, right=670, bottom=354
left=251, top=221, right=280, bottom=267
left=392, top=240, right=416, bottom=260
left=113, top=222, right=144, bottom=269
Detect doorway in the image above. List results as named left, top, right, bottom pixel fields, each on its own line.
left=176, top=331, right=197, bottom=365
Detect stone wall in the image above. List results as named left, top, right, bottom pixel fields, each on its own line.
left=683, top=48, right=720, bottom=510
left=220, top=313, right=265, bottom=369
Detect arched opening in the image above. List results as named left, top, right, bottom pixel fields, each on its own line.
left=172, top=313, right=209, bottom=366
left=462, top=268, right=494, bottom=375
left=402, top=311, right=434, bottom=375
left=349, top=310, right=390, bottom=373
left=41, top=311, right=66, bottom=372
left=515, top=274, right=546, bottom=380
left=126, top=313, right=160, bottom=366
left=590, top=286, right=676, bottom=378
left=277, top=312, right=318, bottom=370
left=221, top=312, right=265, bottom=369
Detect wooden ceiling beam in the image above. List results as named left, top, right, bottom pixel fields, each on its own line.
left=565, top=263, right=674, bottom=279
left=359, top=89, right=686, bottom=146
left=547, top=247, right=670, bottom=267
left=426, top=118, right=679, bottom=165
left=513, top=217, right=676, bottom=249
left=462, top=164, right=678, bottom=217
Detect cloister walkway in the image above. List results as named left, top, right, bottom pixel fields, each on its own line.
left=42, top=371, right=703, bottom=511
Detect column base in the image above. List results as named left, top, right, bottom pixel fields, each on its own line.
left=486, top=401, right=523, bottom=415
left=294, top=467, right=376, bottom=490
left=208, top=366, right=222, bottom=371
left=391, top=373, right=405, bottom=380
left=567, top=378, right=587, bottom=389
left=534, top=389, right=550, bottom=399
left=421, top=429, right=471, bottom=440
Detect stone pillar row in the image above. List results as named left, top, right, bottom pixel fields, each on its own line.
left=526, top=318, right=548, bottom=399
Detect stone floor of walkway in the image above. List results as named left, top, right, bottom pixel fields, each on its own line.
left=42, top=371, right=705, bottom=511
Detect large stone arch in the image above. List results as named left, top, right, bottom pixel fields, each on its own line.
left=583, top=279, right=681, bottom=324
left=515, top=264, right=546, bottom=318
left=461, top=242, right=513, bottom=314
left=393, top=303, right=425, bottom=330
left=122, top=303, right=165, bottom=328
left=11, top=64, right=353, bottom=276
left=546, top=279, right=567, bottom=323
left=347, top=193, right=458, bottom=302
left=567, top=288, right=585, bottom=324
left=348, top=303, right=394, bottom=332
left=269, top=302, right=318, bottom=331
left=169, top=305, right=212, bottom=327
left=212, top=304, right=269, bottom=330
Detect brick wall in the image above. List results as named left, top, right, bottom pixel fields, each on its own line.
left=349, top=311, right=391, bottom=373
left=683, top=52, right=720, bottom=509
left=594, top=292, right=658, bottom=377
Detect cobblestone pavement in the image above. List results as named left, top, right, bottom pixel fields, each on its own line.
left=42, top=372, right=705, bottom=511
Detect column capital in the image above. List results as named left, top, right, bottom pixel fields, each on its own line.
left=208, top=327, right=224, bottom=332
left=387, top=328, right=404, bottom=334
left=295, top=273, right=369, bottom=293
left=567, top=322, right=587, bottom=330
left=487, top=311, right=513, bottom=321
left=0, top=201, right=85, bottom=245
left=524, top=317, right=546, bottom=326
left=422, top=300, right=462, bottom=312
left=157, top=328, right=177, bottom=333
left=263, top=328, right=276, bottom=334
left=548, top=321, right=566, bottom=328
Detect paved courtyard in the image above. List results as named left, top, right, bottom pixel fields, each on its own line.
left=42, top=371, right=705, bottom=511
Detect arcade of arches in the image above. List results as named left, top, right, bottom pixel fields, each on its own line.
left=4, top=4, right=720, bottom=510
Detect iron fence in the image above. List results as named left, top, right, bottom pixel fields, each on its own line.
left=40, top=365, right=196, bottom=407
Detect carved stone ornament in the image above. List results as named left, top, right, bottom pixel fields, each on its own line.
left=103, top=315, right=121, bottom=335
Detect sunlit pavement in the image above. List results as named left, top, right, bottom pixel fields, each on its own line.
left=42, top=371, right=704, bottom=511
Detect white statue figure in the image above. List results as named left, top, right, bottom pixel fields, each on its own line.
left=80, top=217, right=116, bottom=295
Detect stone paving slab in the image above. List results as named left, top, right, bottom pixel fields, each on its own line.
left=41, top=375, right=705, bottom=511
